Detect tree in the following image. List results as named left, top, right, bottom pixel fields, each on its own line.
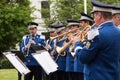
left=42, top=0, right=119, bottom=27
left=43, top=0, right=93, bottom=26
left=0, top=0, right=33, bottom=52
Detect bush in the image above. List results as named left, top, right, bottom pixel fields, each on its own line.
left=1, top=58, right=14, bottom=69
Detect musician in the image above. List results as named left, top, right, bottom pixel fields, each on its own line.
left=55, top=23, right=67, bottom=80
left=65, top=20, right=81, bottom=80
left=46, top=25, right=58, bottom=80
left=111, top=5, right=120, bottom=80
left=112, top=5, right=120, bottom=29
left=79, top=12, right=93, bottom=28
left=70, top=13, right=93, bottom=80
left=20, top=22, right=50, bottom=80
left=47, top=25, right=58, bottom=59
left=73, top=0, right=120, bottom=80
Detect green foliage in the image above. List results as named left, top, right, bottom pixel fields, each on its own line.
left=53, top=0, right=83, bottom=21
left=43, top=0, right=93, bottom=26
left=42, top=0, right=119, bottom=27
left=1, top=58, right=14, bottom=69
left=0, top=0, right=33, bottom=52
left=41, top=8, right=50, bottom=18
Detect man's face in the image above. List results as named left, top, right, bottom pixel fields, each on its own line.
left=50, top=31, right=57, bottom=37
left=112, top=14, right=120, bottom=26
left=69, top=25, right=79, bottom=30
left=93, top=12, right=102, bottom=27
left=80, top=21, right=87, bottom=28
left=29, top=27, right=37, bottom=35
left=68, top=25, right=79, bottom=34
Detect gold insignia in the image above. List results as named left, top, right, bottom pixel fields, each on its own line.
left=86, top=42, right=91, bottom=49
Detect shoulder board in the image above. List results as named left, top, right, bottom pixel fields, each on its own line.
left=22, top=35, right=27, bottom=40
left=36, top=34, right=45, bottom=39
left=40, top=35, right=45, bottom=39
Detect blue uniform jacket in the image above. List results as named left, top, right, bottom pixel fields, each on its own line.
left=47, top=39, right=55, bottom=53
left=74, top=22, right=120, bottom=80
left=47, top=39, right=57, bottom=60
left=56, top=39, right=66, bottom=71
left=20, top=34, right=46, bottom=66
left=65, top=46, right=74, bottom=72
left=74, top=43, right=84, bottom=73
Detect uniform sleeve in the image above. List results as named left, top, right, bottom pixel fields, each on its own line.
left=74, top=36, right=101, bottom=64
left=20, top=36, right=26, bottom=53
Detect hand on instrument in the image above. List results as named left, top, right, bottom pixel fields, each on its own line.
left=45, top=44, right=51, bottom=50
left=25, top=44, right=31, bottom=50
left=72, top=36, right=80, bottom=44
left=29, top=39, right=36, bottom=44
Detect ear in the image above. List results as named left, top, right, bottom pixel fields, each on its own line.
left=97, top=12, right=102, bottom=19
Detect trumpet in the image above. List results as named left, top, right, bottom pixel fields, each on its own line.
left=78, top=23, right=96, bottom=42
left=50, top=29, right=77, bottom=41
left=56, top=40, right=73, bottom=56
left=78, top=25, right=91, bottom=42
left=55, top=25, right=92, bottom=56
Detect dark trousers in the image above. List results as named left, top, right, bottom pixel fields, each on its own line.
left=56, top=70, right=67, bottom=80
left=66, top=72, right=77, bottom=80
left=18, top=71, right=22, bottom=80
left=72, top=72, right=84, bottom=80
left=24, top=66, right=42, bottom=80
left=49, top=71, right=58, bottom=80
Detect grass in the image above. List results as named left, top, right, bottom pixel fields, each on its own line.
left=0, top=69, right=47, bottom=80
left=0, top=69, right=19, bottom=80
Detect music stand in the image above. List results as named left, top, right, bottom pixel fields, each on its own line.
left=11, top=50, right=27, bottom=62
left=3, top=52, right=30, bottom=75
left=32, top=49, right=58, bottom=75
left=31, top=45, right=46, bottom=52
left=42, top=32, right=50, bottom=41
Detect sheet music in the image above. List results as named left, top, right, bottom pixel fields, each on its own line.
left=3, top=52, right=30, bottom=75
left=32, top=51, right=58, bottom=75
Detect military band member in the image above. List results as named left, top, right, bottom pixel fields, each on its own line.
left=73, top=0, right=120, bottom=80
left=72, top=13, right=93, bottom=80
left=55, top=23, right=67, bottom=80
left=47, top=25, right=58, bottom=59
left=112, top=5, right=120, bottom=29
left=111, top=4, right=120, bottom=80
left=65, top=20, right=81, bottom=80
left=46, top=25, right=58, bottom=80
left=20, top=22, right=50, bottom=80
left=79, top=12, right=93, bottom=29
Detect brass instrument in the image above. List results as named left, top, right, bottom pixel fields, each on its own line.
left=50, top=29, right=77, bottom=41
left=55, top=25, right=92, bottom=56
left=56, top=40, right=73, bottom=56
left=79, top=23, right=96, bottom=42
left=78, top=25, right=91, bottom=42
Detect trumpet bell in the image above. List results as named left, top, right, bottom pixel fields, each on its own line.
left=56, top=46, right=66, bottom=56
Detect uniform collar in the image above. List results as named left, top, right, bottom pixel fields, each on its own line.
left=117, top=25, right=120, bottom=29
left=118, top=24, right=120, bottom=27
left=97, top=21, right=113, bottom=29
left=28, top=33, right=37, bottom=38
